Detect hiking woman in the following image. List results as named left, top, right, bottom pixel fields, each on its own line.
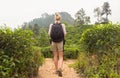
left=48, top=12, right=66, bottom=77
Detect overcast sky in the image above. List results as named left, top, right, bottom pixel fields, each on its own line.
left=0, top=0, right=120, bottom=29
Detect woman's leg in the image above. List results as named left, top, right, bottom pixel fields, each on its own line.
left=57, top=51, right=63, bottom=77
left=58, top=51, right=63, bottom=70
left=57, top=41, right=64, bottom=70
left=53, top=51, right=58, bottom=71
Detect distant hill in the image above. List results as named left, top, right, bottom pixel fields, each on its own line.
left=29, top=12, right=74, bottom=27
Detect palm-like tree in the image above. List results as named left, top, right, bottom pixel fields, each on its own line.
left=94, top=7, right=102, bottom=23
left=101, top=2, right=111, bottom=23
left=75, top=8, right=90, bottom=26
left=75, top=8, right=86, bottom=25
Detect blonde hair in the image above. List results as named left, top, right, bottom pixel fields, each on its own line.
left=55, top=13, right=61, bottom=21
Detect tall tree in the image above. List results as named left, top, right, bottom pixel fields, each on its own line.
left=94, top=7, right=102, bottom=23
left=75, top=8, right=90, bottom=26
left=75, top=8, right=86, bottom=25
left=33, top=23, right=40, bottom=35
left=85, top=16, right=91, bottom=25
left=41, top=13, right=49, bottom=19
left=101, top=2, right=111, bottom=23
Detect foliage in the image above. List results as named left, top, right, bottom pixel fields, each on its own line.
left=75, top=23, right=120, bottom=78
left=0, top=27, right=44, bottom=78
left=75, top=8, right=91, bottom=26
left=94, top=7, right=102, bottom=23
left=94, top=2, right=111, bottom=24
left=101, top=2, right=111, bottom=22
left=74, top=52, right=120, bottom=78
left=21, top=23, right=40, bottom=36
left=36, top=28, right=50, bottom=47
left=64, top=45, right=80, bottom=59
left=80, top=23, right=120, bottom=53
left=41, top=46, right=53, bottom=58
left=73, top=52, right=89, bottom=77
left=65, top=25, right=93, bottom=45
left=31, top=46, right=44, bottom=76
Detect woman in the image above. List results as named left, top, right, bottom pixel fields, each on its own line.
left=48, top=12, right=66, bottom=77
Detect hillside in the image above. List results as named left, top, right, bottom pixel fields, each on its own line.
left=29, top=12, right=74, bottom=27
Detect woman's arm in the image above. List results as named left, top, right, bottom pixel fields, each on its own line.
left=48, top=24, right=53, bottom=37
left=62, top=24, right=67, bottom=36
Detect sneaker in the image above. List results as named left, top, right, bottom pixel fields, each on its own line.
left=57, top=68, right=62, bottom=77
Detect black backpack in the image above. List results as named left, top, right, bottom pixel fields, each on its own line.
left=50, top=23, right=64, bottom=42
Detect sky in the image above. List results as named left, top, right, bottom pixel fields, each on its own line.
left=0, top=0, right=120, bottom=29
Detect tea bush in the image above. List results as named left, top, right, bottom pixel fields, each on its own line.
left=0, top=27, right=44, bottom=78
left=75, top=23, right=120, bottom=78
left=41, top=46, right=53, bottom=58
left=80, top=23, right=120, bottom=54
left=64, top=45, right=79, bottom=59
left=41, top=45, right=79, bottom=59
left=30, top=46, right=44, bottom=77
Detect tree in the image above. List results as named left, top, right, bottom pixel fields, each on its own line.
left=21, top=22, right=29, bottom=30
left=94, top=7, right=102, bottom=23
left=101, top=2, right=111, bottom=23
left=75, top=8, right=90, bottom=26
left=28, top=24, right=33, bottom=30
left=33, top=23, right=40, bottom=35
left=41, top=13, right=49, bottom=19
left=85, top=16, right=91, bottom=25
left=37, top=29, right=49, bottom=47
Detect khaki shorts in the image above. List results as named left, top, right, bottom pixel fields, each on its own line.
left=50, top=41, right=63, bottom=52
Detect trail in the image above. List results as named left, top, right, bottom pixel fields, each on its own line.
left=38, top=58, right=81, bottom=78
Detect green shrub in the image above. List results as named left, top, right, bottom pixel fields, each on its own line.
left=41, top=46, right=53, bottom=58
left=80, top=23, right=120, bottom=53
left=73, top=52, right=89, bottom=77
left=64, top=45, right=79, bottom=59
left=0, top=27, right=44, bottom=78
left=28, top=46, right=44, bottom=77
left=65, top=25, right=93, bottom=45
left=75, top=52, right=120, bottom=78
left=35, top=29, right=50, bottom=47
left=75, top=23, right=120, bottom=78
left=41, top=45, right=79, bottom=59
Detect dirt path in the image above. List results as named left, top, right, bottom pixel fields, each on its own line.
left=38, top=58, right=80, bottom=78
